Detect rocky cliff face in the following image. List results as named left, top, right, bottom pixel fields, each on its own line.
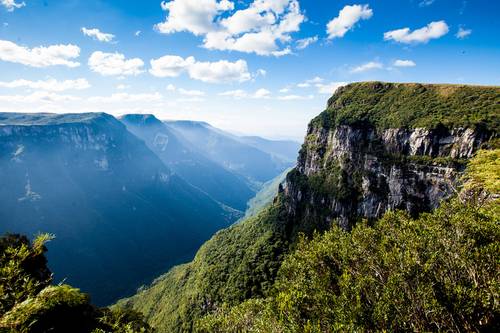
left=283, top=83, right=497, bottom=230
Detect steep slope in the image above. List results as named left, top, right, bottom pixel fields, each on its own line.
left=165, top=120, right=294, bottom=184
left=117, top=82, right=499, bottom=331
left=0, top=112, right=235, bottom=305
left=243, top=167, right=292, bottom=219
left=200, top=148, right=500, bottom=332
left=120, top=114, right=254, bottom=213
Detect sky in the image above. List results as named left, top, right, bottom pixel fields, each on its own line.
left=0, top=0, right=499, bottom=140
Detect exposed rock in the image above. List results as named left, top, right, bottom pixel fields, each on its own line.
left=284, top=123, right=491, bottom=230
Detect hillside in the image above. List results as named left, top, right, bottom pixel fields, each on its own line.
left=0, top=112, right=236, bottom=305
left=118, top=82, right=499, bottom=332
left=243, top=167, right=292, bottom=219
left=120, top=114, right=254, bottom=212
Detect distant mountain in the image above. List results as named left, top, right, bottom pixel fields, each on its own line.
left=243, top=167, right=292, bottom=220
left=165, top=120, right=297, bottom=185
left=236, top=136, right=300, bottom=164
left=120, top=114, right=255, bottom=212
left=0, top=112, right=236, bottom=305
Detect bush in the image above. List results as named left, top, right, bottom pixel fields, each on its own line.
left=0, top=234, right=153, bottom=333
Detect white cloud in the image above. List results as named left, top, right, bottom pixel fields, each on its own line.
left=88, top=92, right=163, bottom=103
left=166, top=83, right=176, bottom=91
left=149, top=55, right=195, bottom=78
left=156, top=0, right=305, bottom=56
left=156, top=0, right=233, bottom=35
left=1, top=0, right=25, bottom=12
left=384, top=21, right=449, bottom=44
left=279, top=87, right=290, bottom=93
left=256, top=68, right=267, bottom=77
left=219, top=88, right=270, bottom=99
left=315, top=82, right=347, bottom=94
left=116, top=84, right=130, bottom=90
left=0, top=40, right=80, bottom=68
left=150, top=54, right=251, bottom=83
left=135, top=30, right=142, bottom=36
left=88, top=51, right=144, bottom=76
left=253, top=88, right=271, bottom=99
left=326, top=4, right=373, bottom=39
left=393, top=59, right=416, bottom=67
left=456, top=26, right=472, bottom=39
left=177, top=96, right=205, bottom=103
left=188, top=59, right=252, bottom=83
left=178, top=88, right=205, bottom=96
left=277, top=94, right=313, bottom=100
left=219, top=89, right=248, bottom=99
left=296, top=36, right=318, bottom=49
left=0, top=78, right=90, bottom=91
left=351, top=61, right=383, bottom=73
left=81, top=27, right=115, bottom=43
left=0, top=91, right=80, bottom=103
left=297, top=76, right=323, bottom=88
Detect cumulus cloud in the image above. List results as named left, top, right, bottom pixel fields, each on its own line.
left=178, top=88, right=205, bottom=96
left=155, top=0, right=305, bottom=56
left=149, top=55, right=195, bottom=78
left=219, top=89, right=248, bottom=99
left=149, top=54, right=251, bottom=83
left=351, top=61, right=383, bottom=73
left=0, top=78, right=90, bottom=91
left=88, top=51, right=144, bottom=76
left=88, top=92, right=163, bottom=103
left=81, top=27, right=115, bottom=43
left=327, top=4, right=373, bottom=39
left=456, top=26, right=472, bottom=39
left=277, top=94, right=313, bottom=100
left=0, top=91, right=80, bottom=103
left=219, top=88, right=270, bottom=99
left=1, top=0, right=25, bottom=12
left=384, top=21, right=449, bottom=44
left=296, top=36, right=318, bottom=49
left=315, top=82, right=347, bottom=94
left=393, top=59, right=416, bottom=67
left=296, top=76, right=324, bottom=88
left=0, top=40, right=80, bottom=67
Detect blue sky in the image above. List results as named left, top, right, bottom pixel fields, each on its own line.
left=0, top=0, right=499, bottom=140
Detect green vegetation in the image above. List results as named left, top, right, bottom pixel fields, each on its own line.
left=117, top=202, right=292, bottom=332
left=315, top=82, right=499, bottom=132
left=121, top=147, right=499, bottom=332
left=0, top=234, right=153, bottom=333
left=243, top=167, right=292, bottom=219
left=199, top=150, right=500, bottom=332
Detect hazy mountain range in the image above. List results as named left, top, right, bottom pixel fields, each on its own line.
left=0, top=112, right=300, bottom=305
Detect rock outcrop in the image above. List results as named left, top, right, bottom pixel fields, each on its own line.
left=283, top=82, right=497, bottom=230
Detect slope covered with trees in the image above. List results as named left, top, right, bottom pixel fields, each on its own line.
left=118, top=83, right=499, bottom=332
left=200, top=155, right=499, bottom=331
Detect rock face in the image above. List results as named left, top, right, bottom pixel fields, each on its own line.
left=283, top=83, right=496, bottom=230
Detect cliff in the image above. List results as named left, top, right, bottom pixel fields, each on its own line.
left=117, top=82, right=499, bottom=331
left=283, top=82, right=497, bottom=230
